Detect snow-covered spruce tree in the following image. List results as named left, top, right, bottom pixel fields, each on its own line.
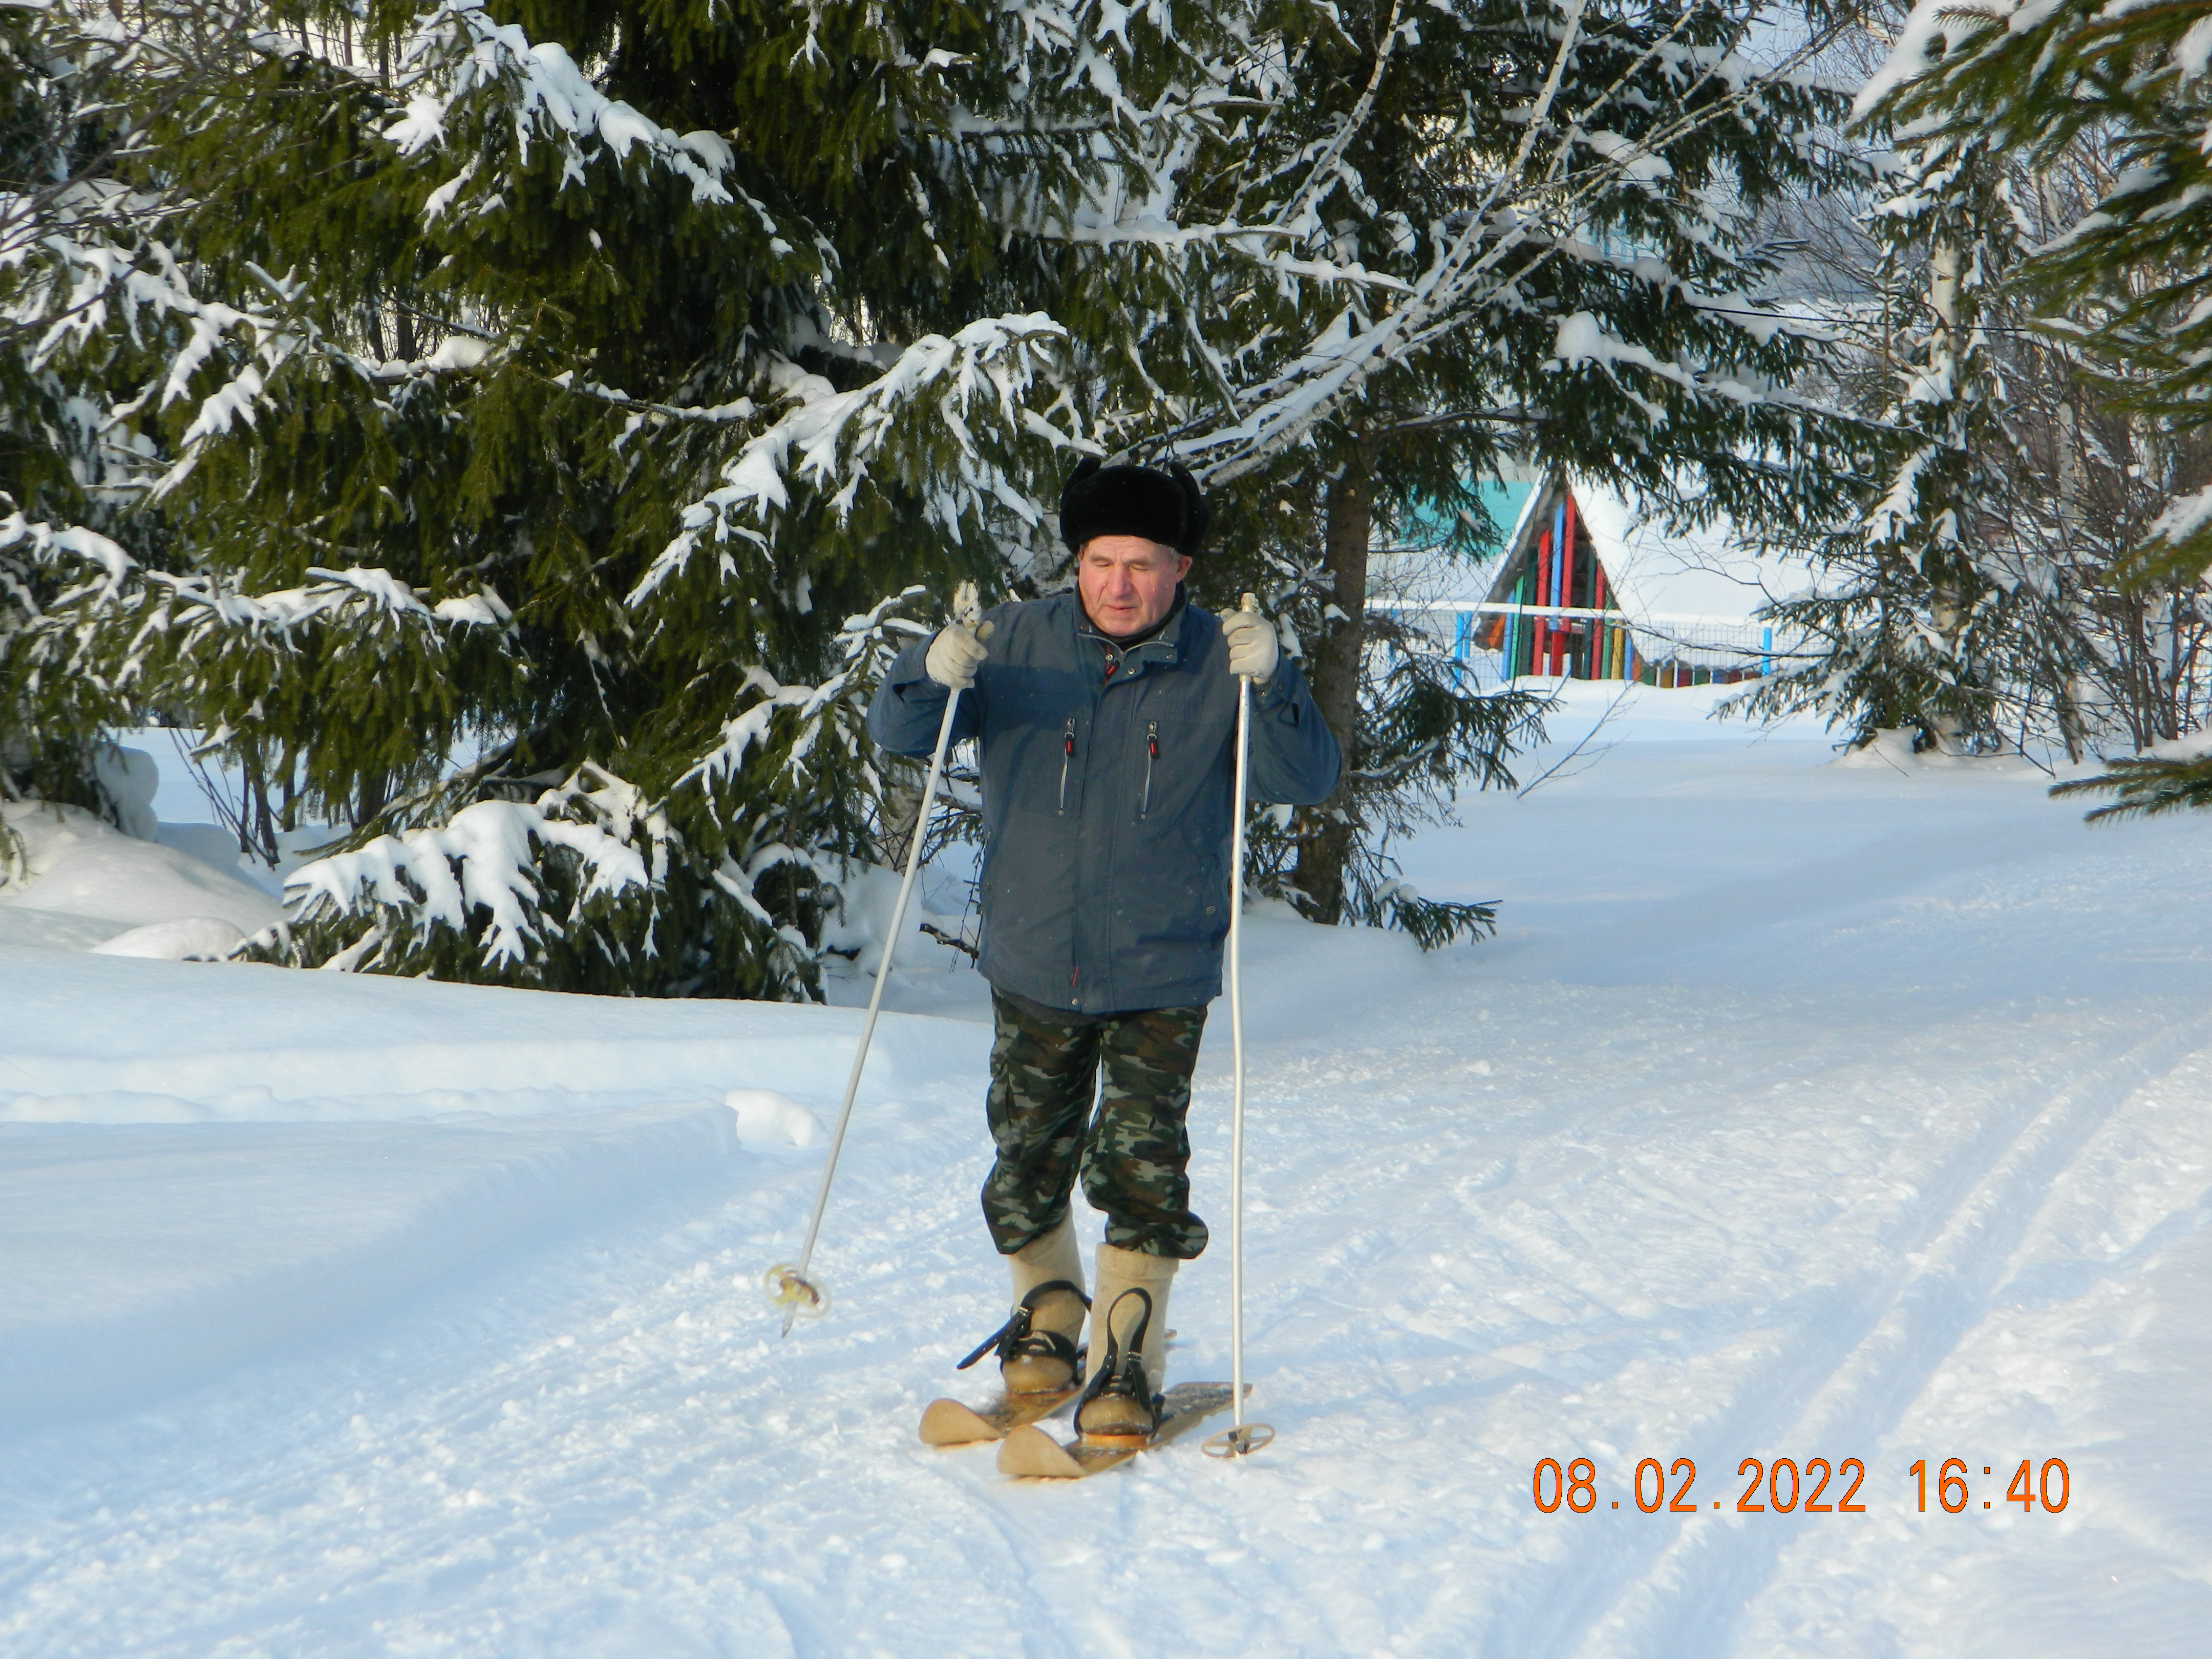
left=1739, top=5, right=2212, bottom=762
left=1851, top=0, right=2212, bottom=812
left=1116, top=0, right=1868, bottom=925
left=1915, top=142, right=2212, bottom=762
left=1734, top=119, right=2053, bottom=754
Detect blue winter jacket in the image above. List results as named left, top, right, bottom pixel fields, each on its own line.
left=866, top=591, right=1341, bottom=1015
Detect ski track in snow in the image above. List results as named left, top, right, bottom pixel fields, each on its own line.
left=3, top=696, right=2209, bottom=1656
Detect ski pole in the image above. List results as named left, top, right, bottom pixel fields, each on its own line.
left=765, top=586, right=981, bottom=1336
left=1205, top=593, right=1275, bottom=1459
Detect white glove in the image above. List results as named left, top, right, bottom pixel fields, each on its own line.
left=925, top=618, right=993, bottom=690
left=1220, top=609, right=1279, bottom=685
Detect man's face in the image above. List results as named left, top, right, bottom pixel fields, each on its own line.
left=1077, top=535, right=1192, bottom=639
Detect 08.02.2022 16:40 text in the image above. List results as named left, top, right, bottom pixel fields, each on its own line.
left=1530, top=1456, right=2071, bottom=1515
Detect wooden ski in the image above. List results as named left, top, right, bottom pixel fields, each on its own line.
left=995, top=1382, right=1239, bottom=1478
left=918, top=1384, right=1081, bottom=1446
left=920, top=1328, right=1172, bottom=1446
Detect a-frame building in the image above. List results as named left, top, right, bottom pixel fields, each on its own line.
left=1475, top=478, right=1639, bottom=681
left=1368, top=471, right=1791, bottom=687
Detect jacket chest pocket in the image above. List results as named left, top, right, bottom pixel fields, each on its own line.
left=986, top=696, right=1090, bottom=826
left=1129, top=714, right=1205, bottom=825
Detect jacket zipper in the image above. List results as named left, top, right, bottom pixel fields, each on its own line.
left=1141, top=722, right=1157, bottom=818
left=1058, top=718, right=1076, bottom=814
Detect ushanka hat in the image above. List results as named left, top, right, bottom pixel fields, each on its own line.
left=1058, top=458, right=1211, bottom=557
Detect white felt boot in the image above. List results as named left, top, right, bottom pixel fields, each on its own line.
left=998, top=1213, right=1088, bottom=1394
left=1074, top=1243, right=1177, bottom=1438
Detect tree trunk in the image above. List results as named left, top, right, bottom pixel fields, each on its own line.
left=1291, top=458, right=1371, bottom=924
left=355, top=769, right=391, bottom=830
left=1924, top=240, right=1970, bottom=756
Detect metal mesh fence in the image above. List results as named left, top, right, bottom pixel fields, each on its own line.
left=1374, top=603, right=1791, bottom=688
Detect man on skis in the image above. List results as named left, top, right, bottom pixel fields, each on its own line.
left=866, top=459, right=1341, bottom=1440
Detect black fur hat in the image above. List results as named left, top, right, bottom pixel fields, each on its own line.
left=1058, top=458, right=1211, bottom=557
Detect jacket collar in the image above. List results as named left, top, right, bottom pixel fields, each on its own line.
left=1075, top=592, right=1194, bottom=676
left=1073, top=587, right=1190, bottom=681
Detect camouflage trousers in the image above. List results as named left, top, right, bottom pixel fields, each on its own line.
left=981, top=991, right=1211, bottom=1261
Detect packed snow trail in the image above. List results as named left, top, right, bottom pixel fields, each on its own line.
left=3, top=690, right=2209, bottom=1656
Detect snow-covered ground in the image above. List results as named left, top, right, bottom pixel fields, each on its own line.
left=4, top=688, right=2208, bottom=1656
left=0, top=736, right=282, bottom=958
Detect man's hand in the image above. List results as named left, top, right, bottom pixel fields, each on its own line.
left=926, top=618, right=993, bottom=690
left=1220, top=609, right=1278, bottom=685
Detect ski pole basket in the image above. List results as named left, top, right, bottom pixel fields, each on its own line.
left=1202, top=1421, right=1275, bottom=1458
left=762, top=1263, right=828, bottom=1323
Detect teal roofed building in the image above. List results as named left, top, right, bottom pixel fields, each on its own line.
left=1387, top=479, right=1538, bottom=560
left=1367, top=469, right=1808, bottom=688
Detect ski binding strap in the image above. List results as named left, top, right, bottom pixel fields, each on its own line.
left=956, top=1278, right=1090, bottom=1372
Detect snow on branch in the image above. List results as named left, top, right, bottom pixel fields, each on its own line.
left=1548, top=310, right=1764, bottom=408
left=629, top=317, right=1067, bottom=605
left=389, top=1, right=771, bottom=231
left=1169, top=0, right=1849, bottom=481
left=9, top=206, right=313, bottom=498
left=657, top=590, right=929, bottom=958
left=676, top=587, right=928, bottom=797
left=0, top=507, right=133, bottom=594
left=1852, top=0, right=2003, bottom=120
left=144, top=564, right=507, bottom=637
left=2149, top=482, right=2212, bottom=552
left=286, top=764, right=658, bottom=970
left=1, top=503, right=139, bottom=731
left=1266, top=0, right=1407, bottom=243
